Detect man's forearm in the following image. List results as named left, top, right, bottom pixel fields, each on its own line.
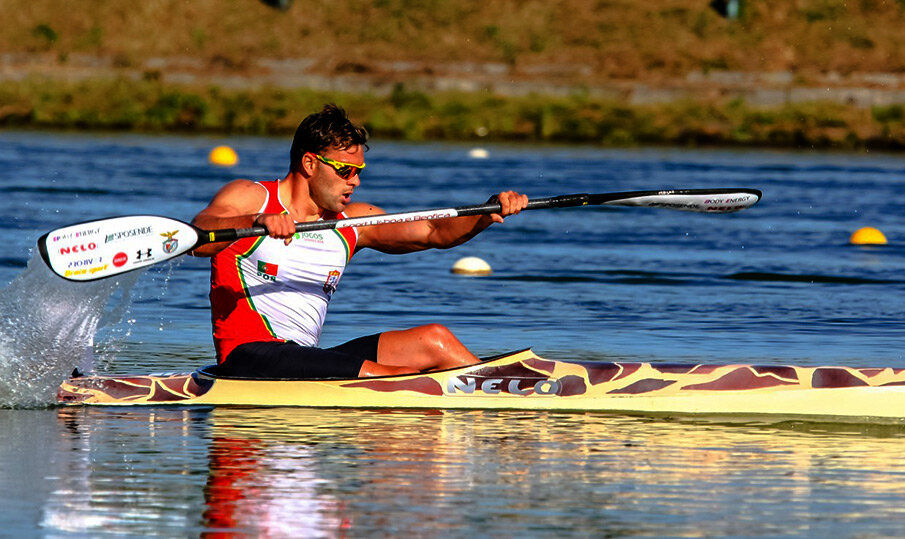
left=189, top=212, right=259, bottom=256
left=192, top=212, right=258, bottom=232
left=426, top=214, right=495, bottom=249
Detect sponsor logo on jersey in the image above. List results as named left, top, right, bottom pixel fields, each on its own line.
left=294, top=231, right=325, bottom=243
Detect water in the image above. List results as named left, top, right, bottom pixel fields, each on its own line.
left=0, top=255, right=139, bottom=407
left=3, top=130, right=905, bottom=534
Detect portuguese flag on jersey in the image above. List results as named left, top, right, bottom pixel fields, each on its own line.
left=257, top=260, right=278, bottom=277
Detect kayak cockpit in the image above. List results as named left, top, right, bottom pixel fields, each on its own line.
left=193, top=348, right=533, bottom=382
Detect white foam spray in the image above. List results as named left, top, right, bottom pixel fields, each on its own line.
left=0, top=251, right=139, bottom=407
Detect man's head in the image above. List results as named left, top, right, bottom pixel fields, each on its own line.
left=289, top=104, right=369, bottom=173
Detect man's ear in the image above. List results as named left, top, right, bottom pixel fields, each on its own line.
left=300, top=152, right=317, bottom=175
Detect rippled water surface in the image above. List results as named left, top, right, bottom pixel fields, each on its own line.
left=2, top=130, right=905, bottom=535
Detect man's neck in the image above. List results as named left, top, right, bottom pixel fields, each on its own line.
left=279, top=173, right=322, bottom=222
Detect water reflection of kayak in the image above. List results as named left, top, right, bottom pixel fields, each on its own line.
left=57, top=349, right=905, bottom=422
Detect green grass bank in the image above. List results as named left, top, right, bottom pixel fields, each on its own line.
left=4, top=0, right=905, bottom=149
left=3, top=78, right=905, bottom=150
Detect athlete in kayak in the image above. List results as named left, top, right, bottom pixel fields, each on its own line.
left=191, top=104, right=528, bottom=379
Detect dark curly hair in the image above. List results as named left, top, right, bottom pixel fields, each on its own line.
left=289, top=104, right=369, bottom=172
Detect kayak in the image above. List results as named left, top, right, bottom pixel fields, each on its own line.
left=57, top=349, right=905, bottom=421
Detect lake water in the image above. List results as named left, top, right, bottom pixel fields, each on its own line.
left=2, top=130, right=905, bottom=535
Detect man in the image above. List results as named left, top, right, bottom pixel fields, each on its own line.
left=192, top=104, right=528, bottom=379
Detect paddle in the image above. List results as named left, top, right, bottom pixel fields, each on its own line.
left=38, top=188, right=761, bottom=282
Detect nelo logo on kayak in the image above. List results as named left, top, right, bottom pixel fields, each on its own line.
left=447, top=376, right=561, bottom=396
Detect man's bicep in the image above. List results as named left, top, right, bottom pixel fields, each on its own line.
left=361, top=221, right=436, bottom=253
left=189, top=181, right=266, bottom=257
left=196, top=199, right=244, bottom=219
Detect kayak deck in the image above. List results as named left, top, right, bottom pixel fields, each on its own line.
left=57, top=349, right=905, bottom=421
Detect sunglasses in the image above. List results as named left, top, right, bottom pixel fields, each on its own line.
left=311, top=153, right=366, bottom=179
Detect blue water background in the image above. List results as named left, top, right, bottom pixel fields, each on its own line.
left=3, top=130, right=905, bottom=536
left=3, top=130, right=904, bottom=369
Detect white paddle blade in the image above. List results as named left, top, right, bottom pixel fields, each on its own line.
left=40, top=215, right=199, bottom=282
left=606, top=190, right=761, bottom=213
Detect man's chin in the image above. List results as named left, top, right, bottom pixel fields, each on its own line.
left=316, top=195, right=350, bottom=214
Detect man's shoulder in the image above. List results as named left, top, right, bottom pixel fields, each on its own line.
left=221, top=178, right=267, bottom=192
left=213, top=179, right=268, bottom=201
left=344, top=201, right=384, bottom=218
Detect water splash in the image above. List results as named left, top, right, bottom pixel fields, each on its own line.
left=0, top=252, right=139, bottom=407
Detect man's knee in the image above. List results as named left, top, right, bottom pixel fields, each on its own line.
left=414, top=323, right=457, bottom=346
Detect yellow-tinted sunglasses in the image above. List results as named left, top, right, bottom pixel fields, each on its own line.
left=310, top=153, right=366, bottom=179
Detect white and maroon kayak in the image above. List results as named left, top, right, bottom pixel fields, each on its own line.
left=58, top=349, right=905, bottom=422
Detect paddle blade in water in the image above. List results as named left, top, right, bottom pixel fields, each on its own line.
left=37, top=215, right=200, bottom=282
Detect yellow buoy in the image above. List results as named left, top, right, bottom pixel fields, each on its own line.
left=849, top=227, right=887, bottom=245
left=209, top=145, right=238, bottom=167
left=451, top=256, right=492, bottom=276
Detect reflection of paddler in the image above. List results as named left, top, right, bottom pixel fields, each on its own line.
left=203, top=409, right=350, bottom=535
left=203, top=407, right=459, bottom=534
left=203, top=438, right=265, bottom=532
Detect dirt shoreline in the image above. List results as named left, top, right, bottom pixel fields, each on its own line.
left=4, top=52, right=905, bottom=110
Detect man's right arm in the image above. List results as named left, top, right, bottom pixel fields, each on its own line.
left=190, top=180, right=267, bottom=257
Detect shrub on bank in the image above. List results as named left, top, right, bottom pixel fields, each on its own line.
left=1, top=77, right=904, bottom=150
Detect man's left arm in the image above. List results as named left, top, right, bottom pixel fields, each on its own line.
left=354, top=191, right=528, bottom=254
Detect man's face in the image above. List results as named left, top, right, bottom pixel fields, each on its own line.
left=308, top=144, right=365, bottom=213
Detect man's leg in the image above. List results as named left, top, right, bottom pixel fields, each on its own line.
left=358, top=361, right=416, bottom=377
left=219, top=341, right=403, bottom=378
left=375, top=324, right=480, bottom=371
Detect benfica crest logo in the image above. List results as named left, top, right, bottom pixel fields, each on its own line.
left=160, top=230, right=179, bottom=254
left=323, top=269, right=341, bottom=297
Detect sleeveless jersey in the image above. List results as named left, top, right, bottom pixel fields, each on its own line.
left=209, top=181, right=358, bottom=361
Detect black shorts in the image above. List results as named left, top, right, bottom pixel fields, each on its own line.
left=214, top=334, right=380, bottom=380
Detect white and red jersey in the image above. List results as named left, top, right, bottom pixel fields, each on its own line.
left=209, top=181, right=358, bottom=361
